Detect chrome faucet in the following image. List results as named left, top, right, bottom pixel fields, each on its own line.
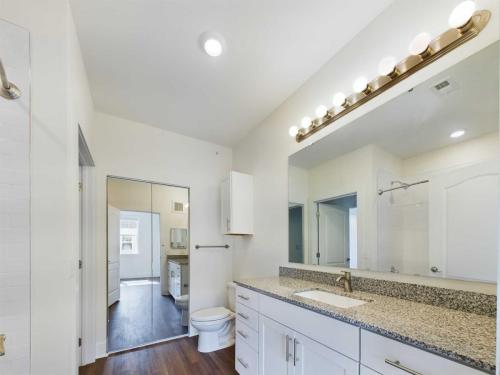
left=336, top=271, right=353, bottom=293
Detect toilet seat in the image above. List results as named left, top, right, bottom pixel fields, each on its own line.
left=191, top=307, right=231, bottom=322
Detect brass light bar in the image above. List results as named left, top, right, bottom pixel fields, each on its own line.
left=295, top=9, right=491, bottom=143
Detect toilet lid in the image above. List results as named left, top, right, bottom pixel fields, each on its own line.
left=191, top=307, right=231, bottom=322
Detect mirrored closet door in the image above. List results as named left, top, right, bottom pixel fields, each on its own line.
left=107, top=177, right=190, bottom=352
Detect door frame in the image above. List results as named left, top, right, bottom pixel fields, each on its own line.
left=79, top=126, right=96, bottom=366
left=313, top=192, right=357, bottom=266
left=105, top=175, right=191, bottom=354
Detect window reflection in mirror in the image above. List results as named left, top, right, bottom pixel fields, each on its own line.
left=288, top=42, right=499, bottom=283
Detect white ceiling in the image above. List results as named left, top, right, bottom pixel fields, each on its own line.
left=70, top=0, right=393, bottom=146
left=290, top=42, right=499, bottom=169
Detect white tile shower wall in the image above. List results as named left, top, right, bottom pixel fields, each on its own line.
left=0, top=20, right=30, bottom=375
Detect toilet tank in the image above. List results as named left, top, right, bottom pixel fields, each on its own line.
left=227, top=281, right=237, bottom=311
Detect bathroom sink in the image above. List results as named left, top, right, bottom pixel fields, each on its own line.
left=293, top=290, right=368, bottom=309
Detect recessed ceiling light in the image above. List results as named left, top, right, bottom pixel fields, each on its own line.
left=204, top=38, right=222, bottom=57
left=199, top=32, right=224, bottom=57
left=450, top=129, right=466, bottom=138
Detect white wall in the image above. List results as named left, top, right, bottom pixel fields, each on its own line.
left=119, top=211, right=160, bottom=279
left=0, top=1, right=95, bottom=374
left=232, top=0, right=499, bottom=281
left=0, top=19, right=30, bottom=375
left=92, top=111, right=233, bottom=357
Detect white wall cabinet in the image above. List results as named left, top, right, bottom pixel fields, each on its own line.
left=221, top=171, right=253, bottom=235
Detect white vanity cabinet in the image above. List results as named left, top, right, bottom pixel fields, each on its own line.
left=259, top=315, right=358, bottom=375
left=221, top=171, right=253, bottom=235
left=167, top=260, right=188, bottom=298
left=360, top=330, right=486, bottom=375
left=235, top=285, right=486, bottom=375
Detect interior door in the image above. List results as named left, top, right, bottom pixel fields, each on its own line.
left=259, top=315, right=294, bottom=375
left=292, top=332, right=358, bottom=375
left=429, top=160, right=499, bottom=282
left=0, top=19, right=30, bottom=374
left=318, top=204, right=349, bottom=266
left=107, top=205, right=121, bottom=306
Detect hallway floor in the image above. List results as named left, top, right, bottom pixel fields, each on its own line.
left=80, top=336, right=237, bottom=375
left=108, top=278, right=188, bottom=352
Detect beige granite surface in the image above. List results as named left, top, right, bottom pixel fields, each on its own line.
left=236, top=276, right=496, bottom=374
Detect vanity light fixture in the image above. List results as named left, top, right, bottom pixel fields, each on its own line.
left=332, top=92, right=347, bottom=108
left=315, top=105, right=328, bottom=118
left=408, top=32, right=433, bottom=57
left=378, top=56, right=398, bottom=78
left=449, top=0, right=476, bottom=30
left=353, top=76, right=370, bottom=94
left=289, top=126, right=299, bottom=137
left=300, top=116, right=312, bottom=129
left=450, top=129, right=466, bottom=138
left=292, top=2, right=491, bottom=142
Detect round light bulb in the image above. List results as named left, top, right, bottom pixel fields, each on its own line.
left=332, top=92, right=347, bottom=107
left=204, top=38, right=223, bottom=57
left=408, top=32, right=432, bottom=56
left=289, top=126, right=299, bottom=137
left=353, top=76, right=369, bottom=93
left=378, top=56, right=397, bottom=76
left=449, top=1, right=476, bottom=29
left=450, top=129, right=466, bottom=138
left=300, top=116, right=312, bottom=129
left=315, top=105, right=328, bottom=118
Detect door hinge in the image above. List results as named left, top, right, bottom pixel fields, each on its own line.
left=79, top=260, right=83, bottom=269
left=78, top=337, right=82, bottom=347
left=78, top=182, right=83, bottom=192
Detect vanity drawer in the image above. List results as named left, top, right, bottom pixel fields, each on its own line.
left=236, top=302, right=259, bottom=331
left=236, top=286, right=260, bottom=310
left=236, top=318, right=258, bottom=351
left=235, top=339, right=258, bottom=375
left=361, top=330, right=485, bottom=375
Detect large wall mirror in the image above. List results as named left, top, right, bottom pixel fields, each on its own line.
left=288, top=42, right=499, bottom=283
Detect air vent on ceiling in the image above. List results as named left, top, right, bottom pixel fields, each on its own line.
left=431, top=77, right=460, bottom=96
left=172, top=201, right=185, bottom=213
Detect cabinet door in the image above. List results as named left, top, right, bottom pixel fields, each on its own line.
left=259, top=315, right=294, bottom=375
left=292, top=331, right=359, bottom=375
left=221, top=177, right=231, bottom=234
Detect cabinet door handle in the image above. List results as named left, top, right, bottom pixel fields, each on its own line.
left=237, top=294, right=250, bottom=301
left=385, top=359, right=422, bottom=375
left=237, top=357, right=249, bottom=369
left=285, top=334, right=290, bottom=362
left=237, top=312, right=249, bottom=320
left=293, top=338, right=299, bottom=366
left=237, top=330, right=248, bottom=339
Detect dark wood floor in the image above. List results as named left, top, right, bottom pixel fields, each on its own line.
left=108, top=278, right=188, bottom=351
left=79, top=336, right=237, bottom=375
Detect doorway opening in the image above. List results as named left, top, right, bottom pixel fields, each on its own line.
left=106, top=176, right=190, bottom=353
left=288, top=203, right=304, bottom=263
left=315, top=193, right=357, bottom=268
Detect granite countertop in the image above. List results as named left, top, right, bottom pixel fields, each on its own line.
left=235, top=276, right=496, bottom=374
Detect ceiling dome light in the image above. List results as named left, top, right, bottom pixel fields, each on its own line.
left=204, top=38, right=223, bottom=57
left=315, top=105, right=328, bottom=118
left=378, top=56, right=397, bottom=76
left=300, top=116, right=312, bottom=129
left=409, top=32, right=432, bottom=56
left=450, top=129, right=466, bottom=138
left=353, top=76, right=369, bottom=93
left=332, top=92, right=347, bottom=108
left=449, top=1, right=476, bottom=29
left=289, top=126, right=299, bottom=137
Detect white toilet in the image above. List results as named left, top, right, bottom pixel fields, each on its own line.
left=190, top=281, right=237, bottom=353
left=173, top=294, right=189, bottom=327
